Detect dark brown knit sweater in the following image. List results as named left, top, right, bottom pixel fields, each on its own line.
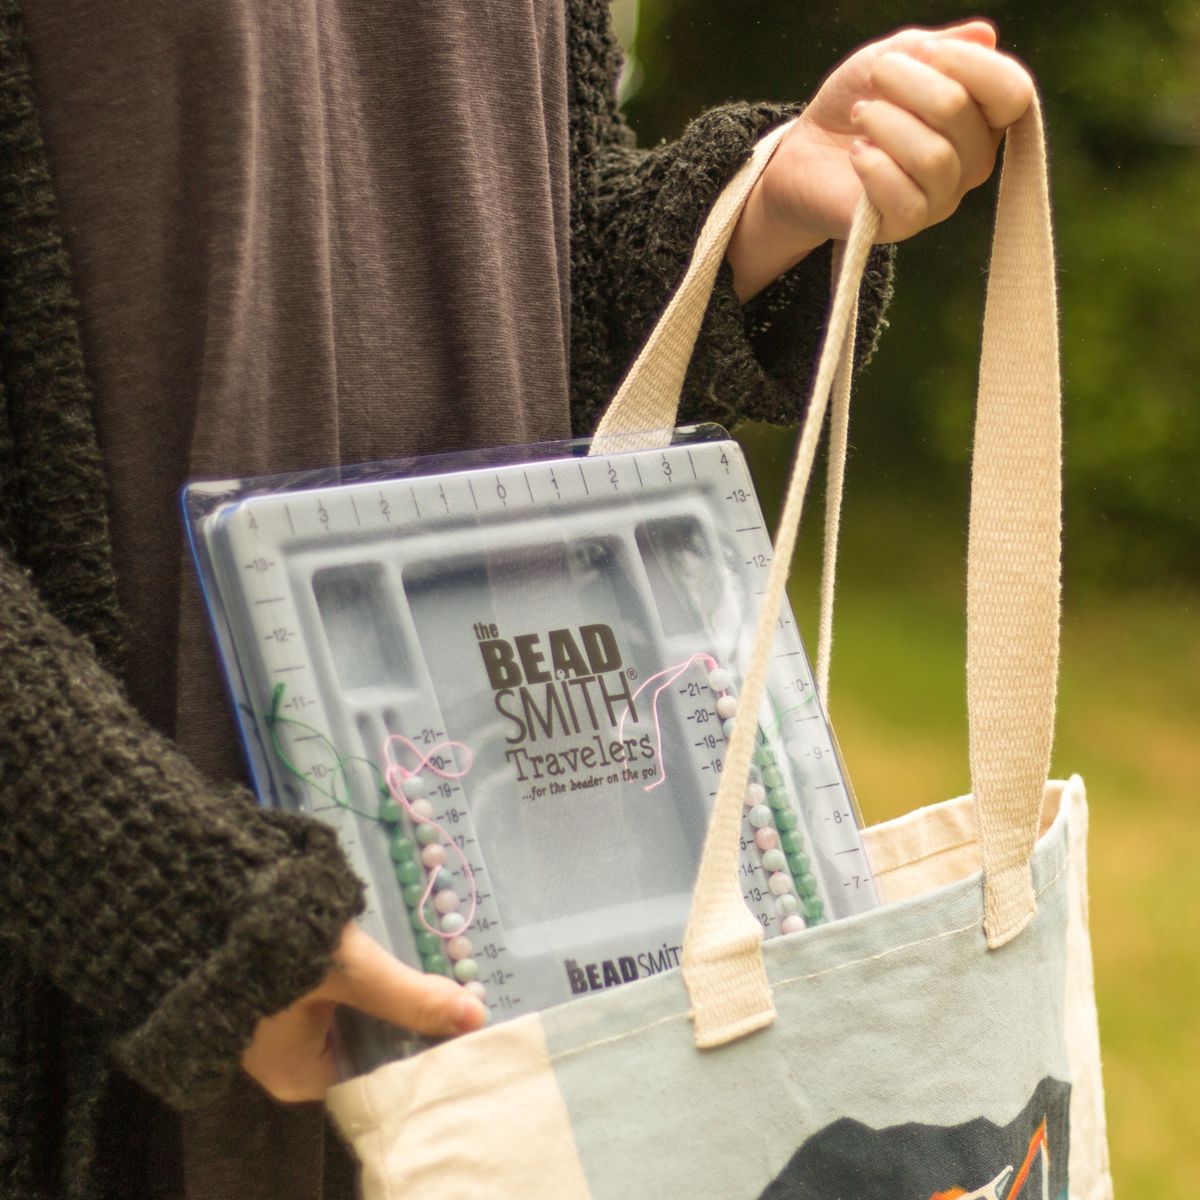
left=0, top=0, right=892, bottom=1196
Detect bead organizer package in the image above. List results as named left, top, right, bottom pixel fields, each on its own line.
left=184, top=425, right=878, bottom=1071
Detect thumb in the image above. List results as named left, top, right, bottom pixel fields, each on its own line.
left=319, top=924, right=487, bottom=1037
left=917, top=19, right=998, bottom=49
left=883, top=20, right=998, bottom=60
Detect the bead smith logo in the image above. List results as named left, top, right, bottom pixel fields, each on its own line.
left=472, top=622, right=656, bottom=784
left=564, top=941, right=683, bottom=993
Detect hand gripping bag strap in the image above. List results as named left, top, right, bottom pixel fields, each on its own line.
left=589, top=119, right=797, bottom=451
left=590, top=99, right=1060, bottom=1045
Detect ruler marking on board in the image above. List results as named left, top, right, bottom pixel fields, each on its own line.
left=524, top=471, right=535, bottom=503
left=283, top=503, right=296, bottom=535
left=411, top=487, right=421, bottom=518
left=633, top=458, right=644, bottom=487
left=687, top=448, right=698, bottom=479
left=578, top=462, right=590, bottom=495
left=350, top=495, right=361, bottom=526
left=468, top=479, right=479, bottom=511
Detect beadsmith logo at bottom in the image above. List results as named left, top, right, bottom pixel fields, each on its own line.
left=565, top=942, right=683, bottom=994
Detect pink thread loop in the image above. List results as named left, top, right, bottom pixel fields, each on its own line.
left=382, top=734, right=479, bottom=939
left=617, top=653, right=723, bottom=792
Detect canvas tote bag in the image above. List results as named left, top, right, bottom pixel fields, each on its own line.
left=327, top=98, right=1114, bottom=1200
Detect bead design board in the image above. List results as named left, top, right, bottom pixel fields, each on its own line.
left=186, top=428, right=877, bottom=1058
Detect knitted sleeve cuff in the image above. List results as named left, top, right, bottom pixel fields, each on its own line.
left=570, top=98, right=895, bottom=435
left=677, top=240, right=896, bottom=430
left=1, top=557, right=364, bottom=1109
left=112, top=811, right=363, bottom=1109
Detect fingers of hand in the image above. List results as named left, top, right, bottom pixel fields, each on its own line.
left=870, top=51, right=997, bottom=190
left=896, top=19, right=997, bottom=52
left=912, top=38, right=1035, bottom=130
left=851, top=100, right=961, bottom=230
left=324, top=925, right=487, bottom=1037
left=848, top=140, right=930, bottom=243
left=242, top=1000, right=339, bottom=1103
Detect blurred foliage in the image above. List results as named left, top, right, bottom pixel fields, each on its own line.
left=620, top=1, right=1200, bottom=589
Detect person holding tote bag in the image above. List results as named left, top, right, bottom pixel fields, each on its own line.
left=0, top=4, right=1052, bottom=1197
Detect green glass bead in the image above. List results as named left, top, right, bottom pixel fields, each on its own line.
left=786, top=852, right=811, bottom=877
left=779, top=830, right=806, bottom=856
left=422, top=954, right=451, bottom=976
left=754, top=747, right=776, bottom=768
left=774, top=807, right=798, bottom=832
left=415, top=823, right=441, bottom=846
left=394, top=859, right=422, bottom=886
left=416, top=931, right=442, bottom=958
left=761, top=766, right=784, bottom=789
left=410, top=904, right=437, bottom=932
left=453, top=957, right=480, bottom=983
left=390, top=835, right=415, bottom=862
left=767, top=787, right=791, bottom=811
left=378, top=796, right=403, bottom=823
left=794, top=872, right=819, bottom=900
left=803, top=896, right=826, bottom=922
left=402, top=883, right=425, bottom=908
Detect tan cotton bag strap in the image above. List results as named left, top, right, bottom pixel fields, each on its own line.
left=592, top=100, right=1060, bottom=1047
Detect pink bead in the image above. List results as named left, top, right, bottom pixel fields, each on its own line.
left=464, top=981, right=487, bottom=1000
left=433, top=889, right=461, bottom=915
left=768, top=871, right=794, bottom=896
left=781, top=915, right=806, bottom=935
left=754, top=827, right=780, bottom=852
left=743, top=782, right=766, bottom=808
left=420, top=844, right=446, bottom=869
left=410, top=798, right=435, bottom=820
left=446, top=935, right=473, bottom=961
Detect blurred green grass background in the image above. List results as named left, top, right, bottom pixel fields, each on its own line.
left=614, top=0, right=1195, bottom=1190
left=740, top=424, right=1199, bottom=1198
left=613, top=1, right=1199, bottom=1190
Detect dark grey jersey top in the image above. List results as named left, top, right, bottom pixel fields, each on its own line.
left=23, top=4, right=570, bottom=1195
left=24, top=0, right=571, bottom=790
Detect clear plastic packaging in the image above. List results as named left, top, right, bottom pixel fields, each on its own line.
left=184, top=425, right=877, bottom=1071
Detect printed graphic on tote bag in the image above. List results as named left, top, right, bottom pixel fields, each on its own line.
left=758, top=1077, right=1069, bottom=1200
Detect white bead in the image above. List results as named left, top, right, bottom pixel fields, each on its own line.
left=774, top=893, right=799, bottom=916
left=748, top=805, right=773, bottom=829
left=403, top=773, right=430, bottom=799
left=781, top=915, right=806, bottom=935
left=715, top=695, right=738, bottom=719
left=722, top=718, right=737, bottom=739
left=707, top=668, right=733, bottom=693
left=440, top=912, right=466, bottom=934
left=762, top=849, right=787, bottom=873
left=410, top=798, right=435, bottom=820
left=464, top=981, right=487, bottom=1000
